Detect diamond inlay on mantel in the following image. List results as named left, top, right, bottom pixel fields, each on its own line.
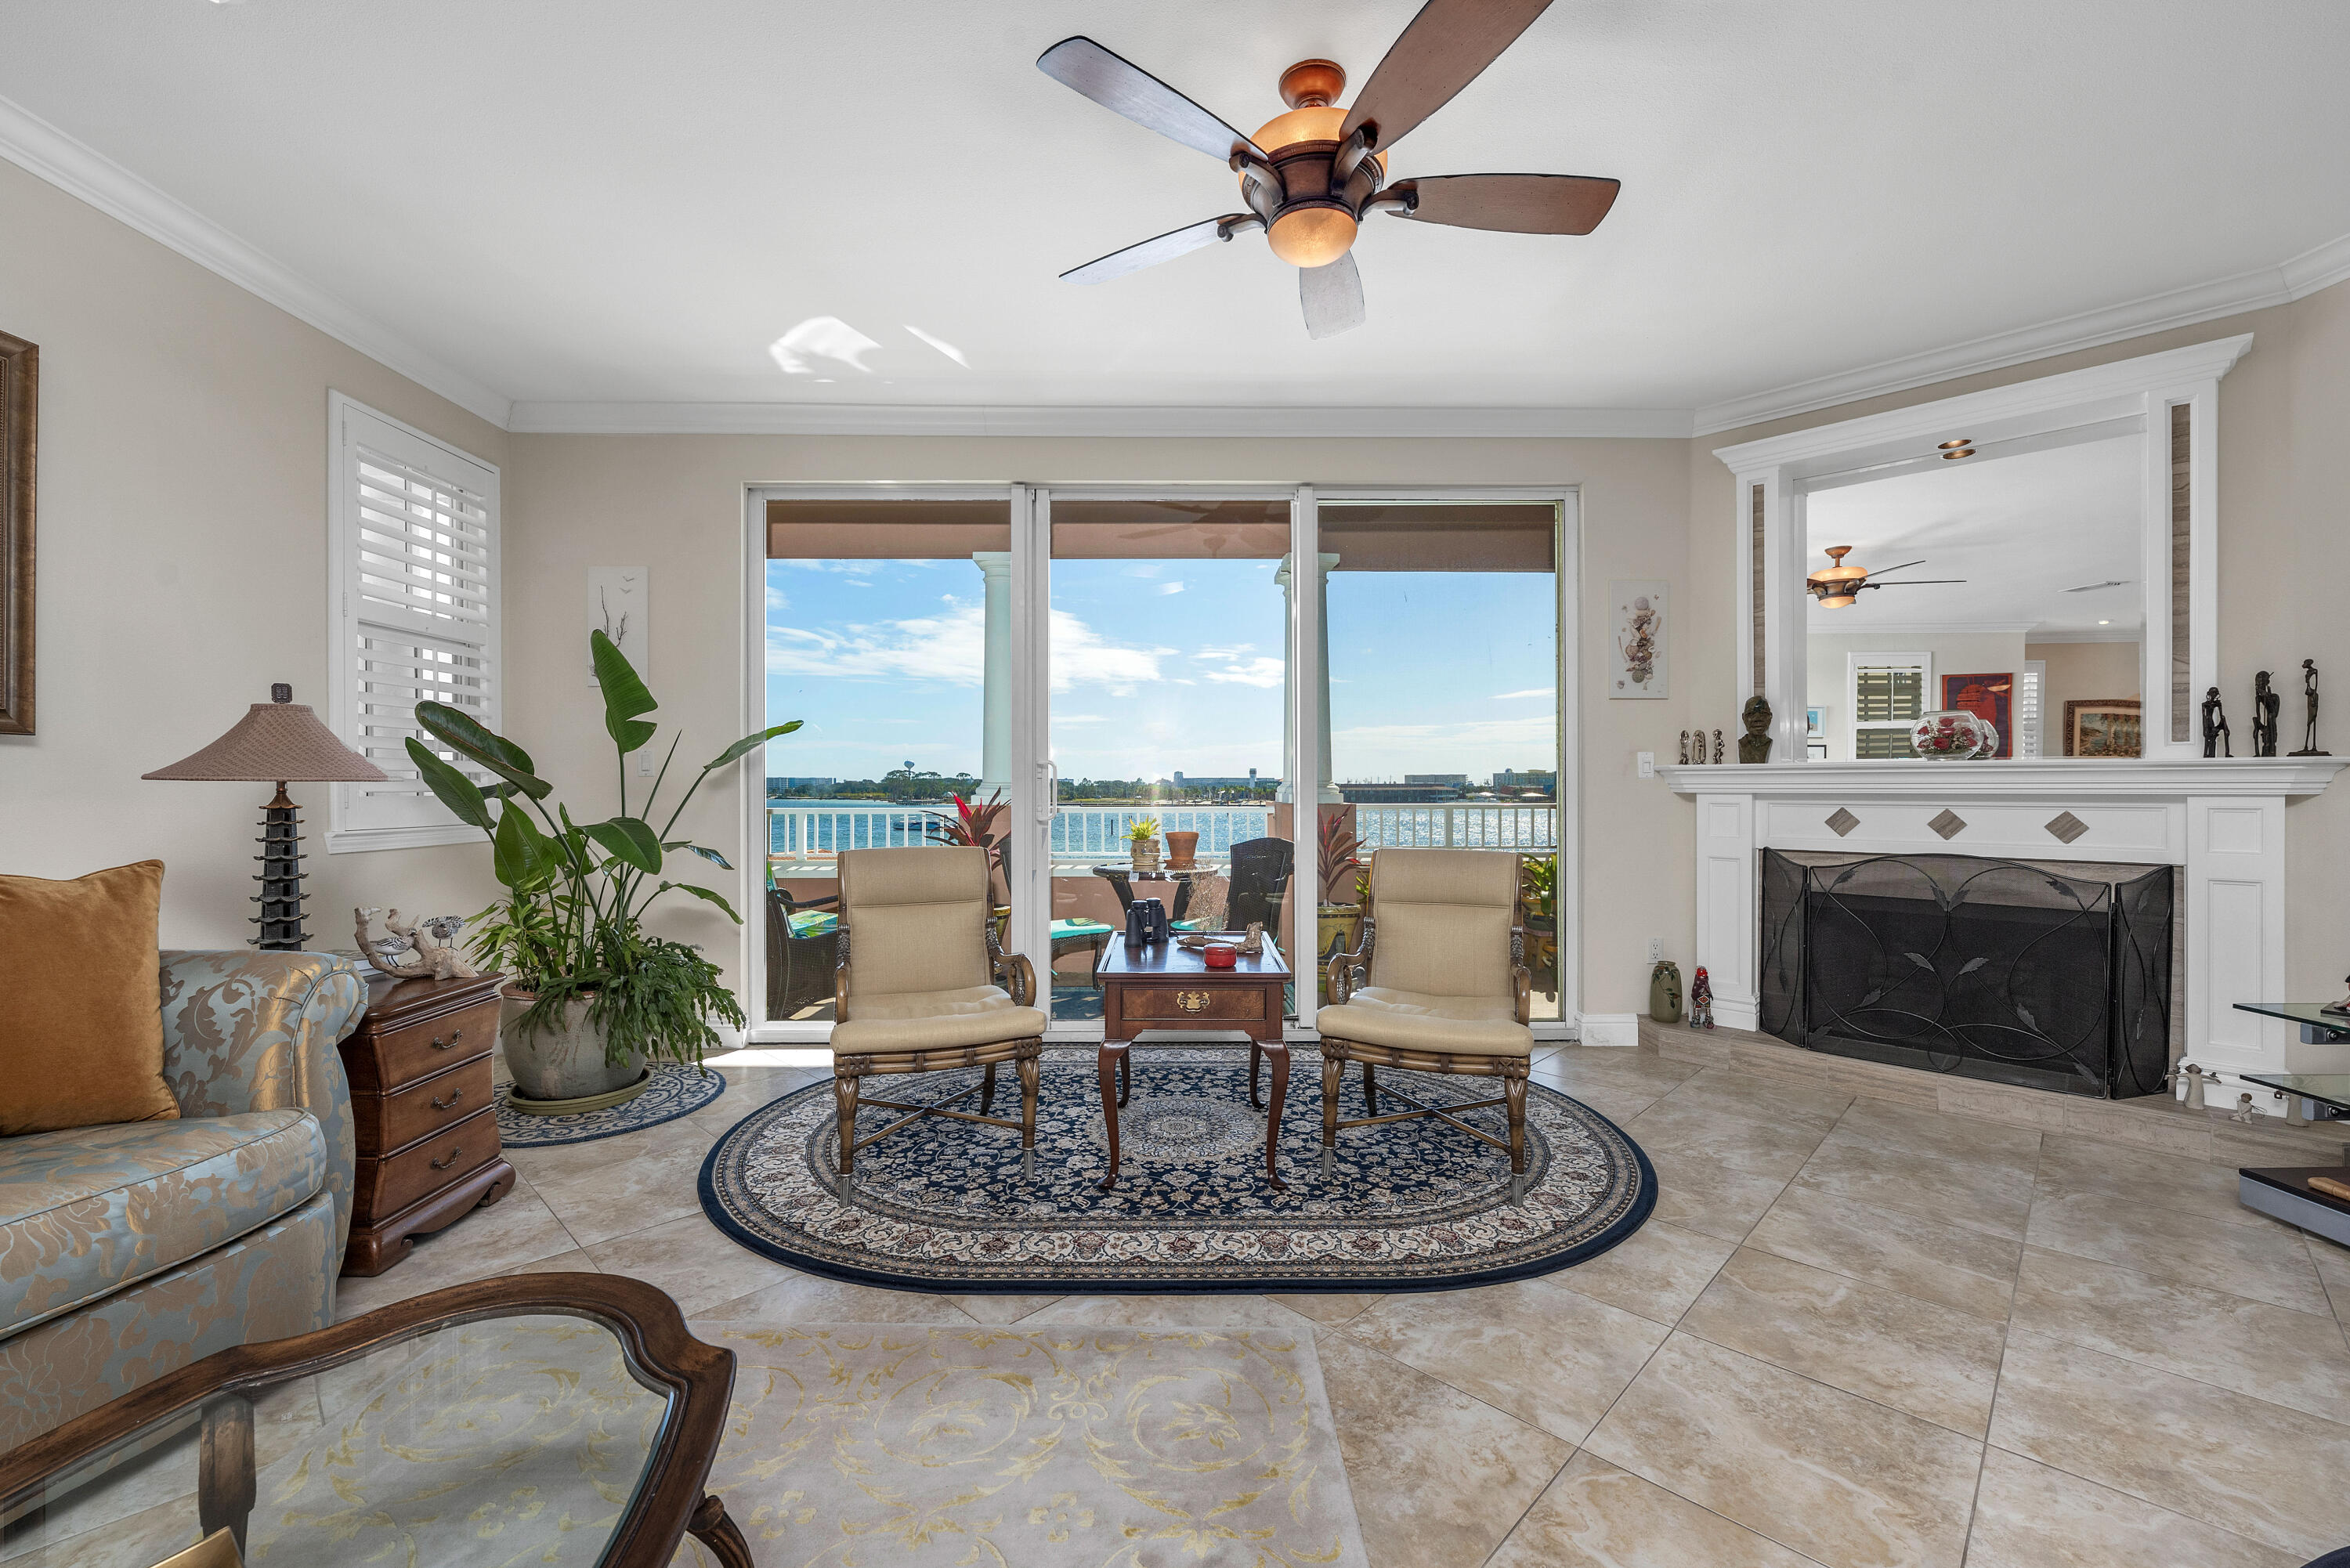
left=2044, top=811, right=2090, bottom=844
left=1927, top=808, right=1968, bottom=840
left=1824, top=807, right=1860, bottom=837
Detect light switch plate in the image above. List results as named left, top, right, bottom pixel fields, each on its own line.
left=1636, top=750, right=1654, bottom=779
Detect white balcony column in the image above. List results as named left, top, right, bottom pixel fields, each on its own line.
left=974, top=551, right=1013, bottom=797
left=1276, top=551, right=1342, bottom=804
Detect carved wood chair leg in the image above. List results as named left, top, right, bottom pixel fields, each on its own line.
left=980, top=1061, right=998, bottom=1118
left=689, top=1493, right=754, bottom=1568
left=1320, top=1054, right=1343, bottom=1150
left=1017, top=1054, right=1039, bottom=1149
left=1362, top=1062, right=1379, bottom=1115
left=833, top=1071, right=861, bottom=1176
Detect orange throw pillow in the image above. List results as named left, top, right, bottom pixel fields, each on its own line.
left=0, top=861, right=180, bottom=1136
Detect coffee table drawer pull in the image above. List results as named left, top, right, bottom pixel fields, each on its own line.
left=430, top=1088, right=464, bottom=1111
left=1175, top=990, right=1211, bottom=1013
left=430, top=1028, right=465, bottom=1051
left=429, top=1146, right=464, bottom=1171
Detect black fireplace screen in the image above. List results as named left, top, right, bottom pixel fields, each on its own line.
left=1758, top=850, right=2173, bottom=1098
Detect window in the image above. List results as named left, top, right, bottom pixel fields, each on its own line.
left=2016, top=661, right=2045, bottom=759
left=326, top=394, right=501, bottom=852
left=1849, top=652, right=1929, bottom=759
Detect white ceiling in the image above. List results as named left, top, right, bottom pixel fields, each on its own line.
left=1805, top=433, right=2142, bottom=638
left=5, top=1, right=2349, bottom=428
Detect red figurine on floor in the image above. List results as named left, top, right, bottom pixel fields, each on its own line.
left=1689, top=966, right=1715, bottom=1029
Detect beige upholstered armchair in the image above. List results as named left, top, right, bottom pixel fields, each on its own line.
left=829, top=847, right=1047, bottom=1187
left=1315, top=849, right=1535, bottom=1187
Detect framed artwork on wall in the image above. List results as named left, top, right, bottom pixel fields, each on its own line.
left=2066, top=698, right=2142, bottom=757
left=1607, top=579, right=1667, bottom=699
left=588, top=565, right=649, bottom=684
left=1942, top=672, right=2014, bottom=759
left=0, top=327, right=33, bottom=736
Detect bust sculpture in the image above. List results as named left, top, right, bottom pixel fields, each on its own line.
left=1738, top=695, right=1773, bottom=763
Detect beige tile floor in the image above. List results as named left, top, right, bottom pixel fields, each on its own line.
left=329, top=1045, right=2350, bottom=1568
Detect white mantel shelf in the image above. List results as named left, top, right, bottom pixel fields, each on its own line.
left=1660, top=755, right=2350, bottom=1101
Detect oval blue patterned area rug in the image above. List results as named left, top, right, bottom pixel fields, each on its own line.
left=495, top=1061, right=727, bottom=1147
left=698, top=1046, right=1654, bottom=1294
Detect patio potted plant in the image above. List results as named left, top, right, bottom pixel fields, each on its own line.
left=1316, top=811, right=1362, bottom=1000
left=924, top=789, right=1009, bottom=944
left=1520, top=854, right=1559, bottom=1001
left=407, top=629, right=794, bottom=1109
left=1127, top=816, right=1162, bottom=873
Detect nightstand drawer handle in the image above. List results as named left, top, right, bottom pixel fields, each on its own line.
left=429, top=1147, right=464, bottom=1171
left=430, top=1088, right=464, bottom=1111
left=429, top=1028, right=464, bottom=1051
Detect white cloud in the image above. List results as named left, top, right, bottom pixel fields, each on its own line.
left=1202, top=656, right=1285, bottom=688
left=1492, top=688, right=1556, bottom=700
left=1197, top=643, right=1257, bottom=660
left=767, top=604, right=987, bottom=685
left=1050, top=611, right=1172, bottom=696
left=769, top=316, right=881, bottom=376
left=1158, top=581, right=1186, bottom=595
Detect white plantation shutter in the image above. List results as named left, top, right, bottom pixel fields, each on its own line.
left=327, top=394, right=501, bottom=852
left=2016, top=661, right=2045, bottom=759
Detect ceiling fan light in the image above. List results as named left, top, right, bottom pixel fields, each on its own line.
left=1817, top=594, right=1858, bottom=609
left=1253, top=103, right=1348, bottom=154
left=1267, top=207, right=1358, bottom=268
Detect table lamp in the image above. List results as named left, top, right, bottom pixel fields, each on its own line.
left=143, top=683, right=389, bottom=950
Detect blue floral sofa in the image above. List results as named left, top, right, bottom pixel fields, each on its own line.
left=0, top=951, right=363, bottom=1450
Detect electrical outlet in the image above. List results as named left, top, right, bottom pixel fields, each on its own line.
left=1648, top=938, right=1662, bottom=963
left=1636, top=750, right=1654, bottom=779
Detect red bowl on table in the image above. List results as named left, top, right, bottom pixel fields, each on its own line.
left=1202, top=943, right=1238, bottom=969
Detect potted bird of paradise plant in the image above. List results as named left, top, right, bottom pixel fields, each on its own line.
left=406, top=629, right=798, bottom=1110
left=1316, top=811, right=1363, bottom=999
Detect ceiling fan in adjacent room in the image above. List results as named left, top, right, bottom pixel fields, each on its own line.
left=1036, top=0, right=1621, bottom=338
left=1806, top=547, right=1968, bottom=609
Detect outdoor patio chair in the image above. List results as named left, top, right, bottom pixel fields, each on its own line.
left=765, top=884, right=840, bottom=1020
left=829, top=846, right=1047, bottom=1187
left=1315, top=848, right=1535, bottom=1192
left=1227, top=836, right=1294, bottom=931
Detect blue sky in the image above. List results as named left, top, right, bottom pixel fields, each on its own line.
left=764, top=556, right=1556, bottom=784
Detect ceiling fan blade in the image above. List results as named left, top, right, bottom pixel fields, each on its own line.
left=1300, top=253, right=1367, bottom=339
left=1061, top=215, right=1256, bottom=285
left=1390, top=173, right=1620, bottom=234
left=1865, top=579, right=1967, bottom=587
left=1340, top=0, right=1554, bottom=150
left=1038, top=37, right=1267, bottom=162
left=1863, top=558, right=1928, bottom=577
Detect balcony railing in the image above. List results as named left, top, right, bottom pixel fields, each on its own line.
left=767, top=800, right=1556, bottom=876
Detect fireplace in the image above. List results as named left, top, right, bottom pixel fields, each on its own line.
left=1757, top=849, right=2174, bottom=1098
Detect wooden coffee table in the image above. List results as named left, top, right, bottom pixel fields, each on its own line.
left=0, top=1274, right=749, bottom=1568
left=1097, top=936, right=1291, bottom=1190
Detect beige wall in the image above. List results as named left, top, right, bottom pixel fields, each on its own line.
left=1692, top=279, right=2350, bottom=995
left=501, top=435, right=1695, bottom=1017
left=1806, top=630, right=2027, bottom=759
left=2026, top=641, right=2143, bottom=753
left=0, top=159, right=508, bottom=949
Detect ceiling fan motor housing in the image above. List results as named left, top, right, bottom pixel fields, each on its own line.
left=1241, top=60, right=1390, bottom=266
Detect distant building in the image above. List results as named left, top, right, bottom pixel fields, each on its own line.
left=767, top=777, right=837, bottom=796
left=1338, top=782, right=1464, bottom=804
left=1491, top=768, right=1556, bottom=791
left=1404, top=773, right=1470, bottom=786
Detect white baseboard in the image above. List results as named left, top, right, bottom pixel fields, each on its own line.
left=1576, top=1013, right=1640, bottom=1048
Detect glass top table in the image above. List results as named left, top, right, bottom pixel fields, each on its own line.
left=2232, top=999, right=2350, bottom=1039
left=0, top=1275, right=745, bottom=1568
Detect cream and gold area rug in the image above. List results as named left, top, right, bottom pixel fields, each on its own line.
left=678, top=1323, right=1368, bottom=1568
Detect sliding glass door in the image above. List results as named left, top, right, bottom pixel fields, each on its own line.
left=747, top=485, right=1575, bottom=1040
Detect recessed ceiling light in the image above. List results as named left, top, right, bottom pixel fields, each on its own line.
left=2098, top=620, right=2111, bottom=625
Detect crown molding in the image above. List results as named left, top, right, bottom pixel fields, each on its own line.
left=0, top=92, right=514, bottom=429
left=501, top=401, right=1698, bottom=439
left=2023, top=626, right=2144, bottom=644
left=1694, top=237, right=2350, bottom=437
left=1713, top=335, right=2254, bottom=475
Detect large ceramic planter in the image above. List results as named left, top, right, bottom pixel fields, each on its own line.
left=1163, top=830, right=1199, bottom=869
left=1130, top=837, right=1162, bottom=873
left=501, top=988, right=649, bottom=1113
left=1317, top=903, right=1363, bottom=1000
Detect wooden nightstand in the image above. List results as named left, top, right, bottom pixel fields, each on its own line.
left=337, top=971, right=515, bottom=1276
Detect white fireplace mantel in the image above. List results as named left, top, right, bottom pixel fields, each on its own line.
left=1663, top=757, right=2350, bottom=1097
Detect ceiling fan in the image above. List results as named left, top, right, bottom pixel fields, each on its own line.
left=1036, top=0, right=1621, bottom=339
left=1806, top=547, right=1968, bottom=609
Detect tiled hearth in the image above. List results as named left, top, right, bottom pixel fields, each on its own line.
left=292, top=1042, right=2350, bottom=1568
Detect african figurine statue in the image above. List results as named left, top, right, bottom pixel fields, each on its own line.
left=2254, top=670, right=2280, bottom=757
left=2202, top=687, right=2232, bottom=758
left=2294, top=659, right=2328, bottom=755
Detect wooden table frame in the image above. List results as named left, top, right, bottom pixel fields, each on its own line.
left=0, top=1275, right=750, bottom=1568
left=1096, top=938, right=1291, bottom=1192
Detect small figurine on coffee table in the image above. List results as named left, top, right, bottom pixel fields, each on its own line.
left=1688, top=965, right=1715, bottom=1029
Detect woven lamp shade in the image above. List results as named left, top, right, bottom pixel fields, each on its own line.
left=144, top=702, right=388, bottom=783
